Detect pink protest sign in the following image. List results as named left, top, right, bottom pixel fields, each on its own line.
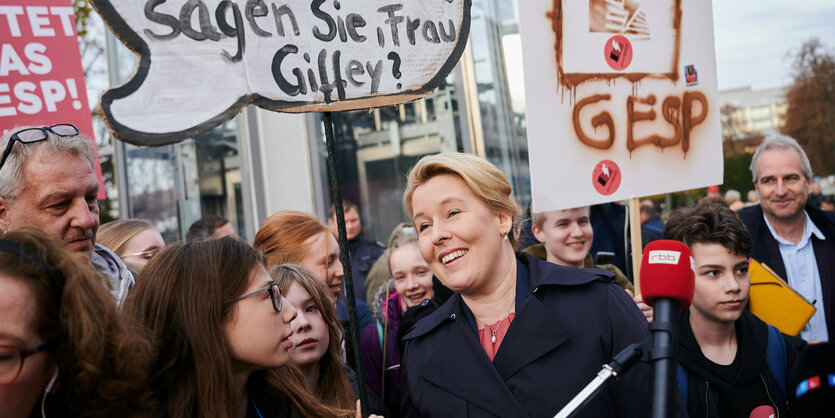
left=0, top=0, right=105, bottom=198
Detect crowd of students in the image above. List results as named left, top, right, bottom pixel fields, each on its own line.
left=1, top=124, right=833, bottom=417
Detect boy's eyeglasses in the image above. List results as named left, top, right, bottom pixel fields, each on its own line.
left=0, top=124, right=79, bottom=172
left=238, top=282, right=283, bottom=312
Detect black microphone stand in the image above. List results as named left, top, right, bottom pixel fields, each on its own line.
left=649, top=299, right=680, bottom=418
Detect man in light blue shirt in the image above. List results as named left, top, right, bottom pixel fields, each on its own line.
left=740, top=134, right=835, bottom=343
left=763, top=212, right=828, bottom=341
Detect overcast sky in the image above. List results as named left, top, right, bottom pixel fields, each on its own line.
left=712, top=0, right=835, bottom=91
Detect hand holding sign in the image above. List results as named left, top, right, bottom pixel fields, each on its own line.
left=92, top=0, right=471, bottom=145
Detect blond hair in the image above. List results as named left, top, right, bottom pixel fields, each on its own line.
left=97, top=219, right=157, bottom=256
left=403, top=153, right=521, bottom=247
left=531, top=206, right=591, bottom=229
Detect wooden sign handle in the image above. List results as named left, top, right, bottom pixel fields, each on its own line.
left=629, top=198, right=643, bottom=296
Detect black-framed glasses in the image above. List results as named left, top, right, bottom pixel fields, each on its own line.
left=238, top=282, right=282, bottom=312
left=0, top=341, right=54, bottom=384
left=0, top=124, right=79, bottom=172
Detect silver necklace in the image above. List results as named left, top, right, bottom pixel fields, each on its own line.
left=479, top=297, right=516, bottom=344
left=487, top=319, right=503, bottom=344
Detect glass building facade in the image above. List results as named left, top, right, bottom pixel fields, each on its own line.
left=107, top=0, right=531, bottom=242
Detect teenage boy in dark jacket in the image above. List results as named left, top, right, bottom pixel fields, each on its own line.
left=663, top=203, right=805, bottom=417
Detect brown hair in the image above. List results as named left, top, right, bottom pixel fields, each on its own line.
left=97, top=219, right=157, bottom=256
left=663, top=202, right=753, bottom=257
left=125, top=237, right=336, bottom=418
left=185, top=215, right=231, bottom=242
left=403, top=153, right=522, bottom=247
left=328, top=200, right=359, bottom=219
left=254, top=211, right=334, bottom=268
left=697, top=194, right=729, bottom=208
left=271, top=265, right=355, bottom=416
left=0, top=228, right=154, bottom=417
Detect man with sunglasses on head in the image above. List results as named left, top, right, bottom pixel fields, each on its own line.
left=0, top=124, right=134, bottom=306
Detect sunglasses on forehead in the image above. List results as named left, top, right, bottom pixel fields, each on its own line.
left=0, top=124, right=80, bottom=172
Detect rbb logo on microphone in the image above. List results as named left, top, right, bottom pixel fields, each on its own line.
left=640, top=240, right=695, bottom=309
left=648, top=250, right=681, bottom=265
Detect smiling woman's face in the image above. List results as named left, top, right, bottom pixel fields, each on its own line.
left=410, top=174, right=511, bottom=297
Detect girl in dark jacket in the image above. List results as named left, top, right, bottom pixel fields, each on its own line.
left=361, top=232, right=435, bottom=416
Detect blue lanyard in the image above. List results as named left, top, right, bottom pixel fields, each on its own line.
left=249, top=395, right=264, bottom=418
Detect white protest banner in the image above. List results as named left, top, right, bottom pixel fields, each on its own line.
left=0, top=0, right=107, bottom=198
left=519, top=0, right=723, bottom=212
left=91, top=0, right=471, bottom=146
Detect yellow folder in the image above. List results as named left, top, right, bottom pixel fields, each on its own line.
left=748, top=259, right=816, bottom=336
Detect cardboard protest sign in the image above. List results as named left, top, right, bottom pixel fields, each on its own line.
left=519, top=0, right=722, bottom=212
left=91, top=0, right=471, bottom=146
left=0, top=0, right=106, bottom=198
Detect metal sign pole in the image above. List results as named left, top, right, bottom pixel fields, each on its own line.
left=323, top=111, right=370, bottom=417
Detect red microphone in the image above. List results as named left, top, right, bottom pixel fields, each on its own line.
left=639, top=239, right=695, bottom=418
left=640, top=239, right=695, bottom=309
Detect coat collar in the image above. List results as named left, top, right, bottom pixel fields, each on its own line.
left=405, top=253, right=610, bottom=340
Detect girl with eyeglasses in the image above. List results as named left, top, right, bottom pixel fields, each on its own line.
left=0, top=228, right=154, bottom=418
left=124, top=237, right=345, bottom=418
left=97, top=219, right=165, bottom=273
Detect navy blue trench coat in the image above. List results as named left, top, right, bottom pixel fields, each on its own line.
left=400, top=253, right=656, bottom=417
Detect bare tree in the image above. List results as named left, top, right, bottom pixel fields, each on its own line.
left=782, top=38, right=835, bottom=176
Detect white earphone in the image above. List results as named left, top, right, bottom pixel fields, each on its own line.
left=40, top=368, right=59, bottom=417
